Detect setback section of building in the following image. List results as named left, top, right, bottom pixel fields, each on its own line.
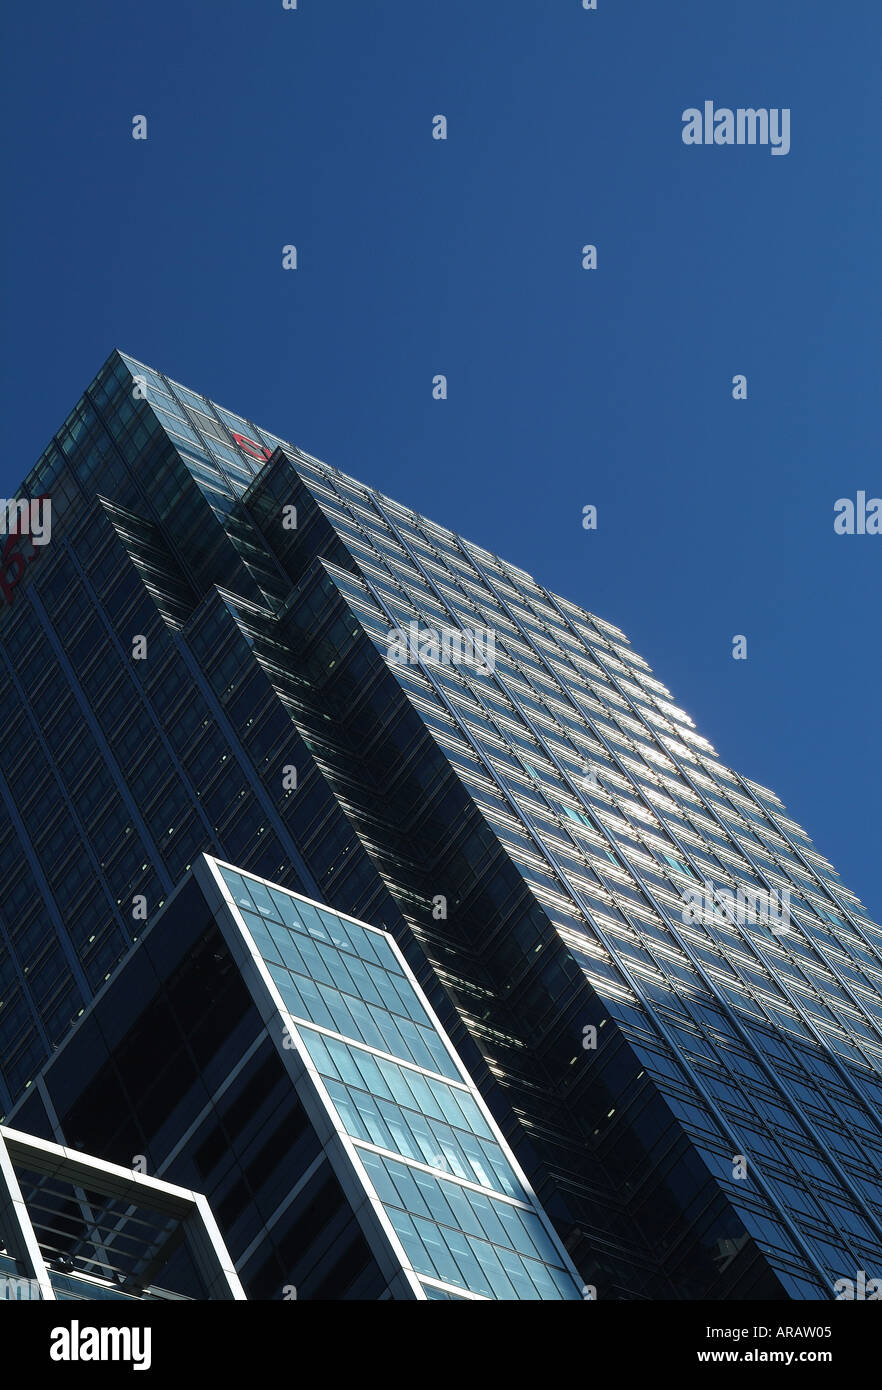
left=9, top=854, right=583, bottom=1300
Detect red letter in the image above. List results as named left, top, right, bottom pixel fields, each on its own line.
left=231, top=431, right=272, bottom=462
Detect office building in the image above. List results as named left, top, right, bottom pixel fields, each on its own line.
left=2, top=349, right=882, bottom=1298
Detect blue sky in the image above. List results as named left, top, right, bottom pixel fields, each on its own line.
left=2, top=1, right=880, bottom=919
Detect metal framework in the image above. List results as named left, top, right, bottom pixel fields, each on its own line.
left=0, top=1125, right=245, bottom=1301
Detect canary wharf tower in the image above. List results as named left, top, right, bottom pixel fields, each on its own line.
left=2, top=349, right=882, bottom=1301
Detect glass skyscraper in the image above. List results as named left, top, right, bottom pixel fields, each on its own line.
left=2, top=348, right=882, bottom=1300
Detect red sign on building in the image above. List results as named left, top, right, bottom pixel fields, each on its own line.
left=231, top=432, right=273, bottom=463
left=1, top=497, right=50, bottom=608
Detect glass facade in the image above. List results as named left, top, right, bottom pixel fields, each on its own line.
left=2, top=348, right=882, bottom=1298
left=214, top=859, right=580, bottom=1299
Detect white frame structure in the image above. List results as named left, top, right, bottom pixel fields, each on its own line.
left=0, top=1124, right=245, bottom=1301
left=196, top=853, right=585, bottom=1300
